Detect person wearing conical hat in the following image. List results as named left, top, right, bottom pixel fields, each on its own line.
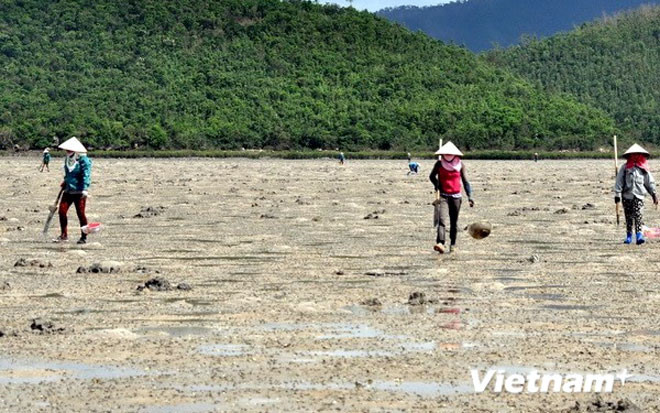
left=54, top=137, right=93, bottom=244
left=40, top=148, right=51, bottom=172
left=429, top=141, right=474, bottom=253
left=614, top=143, right=657, bottom=245
left=338, top=151, right=345, bottom=165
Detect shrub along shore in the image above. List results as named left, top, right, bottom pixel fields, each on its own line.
left=3, top=149, right=617, bottom=160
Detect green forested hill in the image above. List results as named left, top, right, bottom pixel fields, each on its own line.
left=0, top=0, right=614, bottom=151
left=487, top=5, right=660, bottom=145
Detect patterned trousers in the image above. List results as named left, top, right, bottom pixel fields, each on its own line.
left=622, top=197, right=644, bottom=234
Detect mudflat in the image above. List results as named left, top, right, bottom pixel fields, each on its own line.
left=1, top=158, right=658, bottom=412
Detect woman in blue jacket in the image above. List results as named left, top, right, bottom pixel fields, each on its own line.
left=55, top=137, right=92, bottom=244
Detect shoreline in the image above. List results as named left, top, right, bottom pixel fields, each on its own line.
left=1, top=149, right=615, bottom=160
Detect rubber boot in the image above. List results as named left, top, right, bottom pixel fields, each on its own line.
left=636, top=232, right=645, bottom=245
left=77, top=232, right=87, bottom=245
left=624, top=233, right=633, bottom=244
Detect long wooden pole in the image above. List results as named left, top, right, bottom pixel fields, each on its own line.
left=614, top=135, right=620, bottom=226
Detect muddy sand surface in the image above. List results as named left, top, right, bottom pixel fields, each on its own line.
left=1, top=158, right=659, bottom=412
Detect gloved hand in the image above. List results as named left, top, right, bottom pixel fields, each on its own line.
left=60, top=181, right=65, bottom=188
left=469, top=199, right=475, bottom=208
left=82, top=191, right=88, bottom=198
left=614, top=196, right=621, bottom=204
left=653, top=194, right=658, bottom=205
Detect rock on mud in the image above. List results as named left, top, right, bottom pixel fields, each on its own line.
left=137, top=277, right=172, bottom=291
left=14, top=258, right=52, bottom=268
left=407, top=292, right=437, bottom=306
left=360, top=298, right=382, bottom=307
left=135, top=265, right=160, bottom=274
left=133, top=206, right=166, bottom=218
left=77, top=261, right=122, bottom=274
left=176, top=283, right=192, bottom=291
left=564, top=396, right=642, bottom=412
left=30, top=318, right=65, bottom=334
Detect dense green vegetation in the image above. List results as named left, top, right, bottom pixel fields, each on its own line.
left=0, top=0, right=615, bottom=151
left=379, top=0, right=658, bottom=52
left=487, top=5, right=660, bottom=145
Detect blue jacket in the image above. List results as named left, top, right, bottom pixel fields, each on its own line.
left=63, top=155, right=92, bottom=193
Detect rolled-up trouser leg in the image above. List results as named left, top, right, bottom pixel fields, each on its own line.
left=436, top=197, right=449, bottom=244
left=448, top=197, right=462, bottom=245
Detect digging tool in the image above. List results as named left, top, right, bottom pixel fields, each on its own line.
left=614, top=135, right=621, bottom=226
left=433, top=190, right=441, bottom=227
left=433, top=138, right=443, bottom=227
left=42, top=188, right=63, bottom=237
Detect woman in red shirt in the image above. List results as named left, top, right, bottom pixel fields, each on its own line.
left=429, top=142, right=474, bottom=253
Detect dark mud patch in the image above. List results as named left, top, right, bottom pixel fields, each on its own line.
left=407, top=292, right=438, bottom=306
left=133, top=206, right=166, bottom=218
left=30, top=318, right=65, bottom=334
left=564, top=396, right=642, bottom=412
left=360, top=298, right=382, bottom=307
left=14, top=258, right=52, bottom=268
left=77, top=261, right=122, bottom=274
left=29, top=293, right=66, bottom=299
left=137, top=278, right=192, bottom=292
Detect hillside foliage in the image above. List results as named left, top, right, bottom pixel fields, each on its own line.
left=487, top=5, right=660, bottom=145
left=0, top=0, right=614, bottom=151
left=379, top=0, right=659, bottom=52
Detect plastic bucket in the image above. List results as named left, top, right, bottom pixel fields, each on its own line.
left=81, top=222, right=102, bottom=235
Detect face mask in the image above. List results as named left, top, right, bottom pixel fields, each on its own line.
left=443, top=155, right=456, bottom=162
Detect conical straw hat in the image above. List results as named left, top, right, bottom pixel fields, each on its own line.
left=434, top=141, right=464, bottom=157
left=58, top=137, right=87, bottom=153
left=623, top=143, right=649, bottom=157
left=43, top=148, right=49, bottom=153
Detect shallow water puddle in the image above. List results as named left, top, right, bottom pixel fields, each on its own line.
left=504, top=284, right=566, bottom=292
left=592, top=342, right=655, bottom=352
left=162, top=298, right=214, bottom=306
left=0, top=357, right=146, bottom=384
left=198, top=344, right=249, bottom=356
left=141, top=402, right=221, bottom=413
left=135, top=326, right=221, bottom=337
left=543, top=304, right=601, bottom=311
left=185, top=379, right=472, bottom=397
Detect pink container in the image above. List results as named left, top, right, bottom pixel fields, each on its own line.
left=642, top=226, right=660, bottom=239
left=81, top=222, right=102, bottom=235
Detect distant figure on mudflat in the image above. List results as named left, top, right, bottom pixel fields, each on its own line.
left=40, top=148, right=51, bottom=172
left=534, top=152, right=539, bottom=162
left=614, top=144, right=657, bottom=245
left=407, top=161, right=420, bottom=175
left=429, top=142, right=474, bottom=254
left=338, top=151, right=345, bottom=165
